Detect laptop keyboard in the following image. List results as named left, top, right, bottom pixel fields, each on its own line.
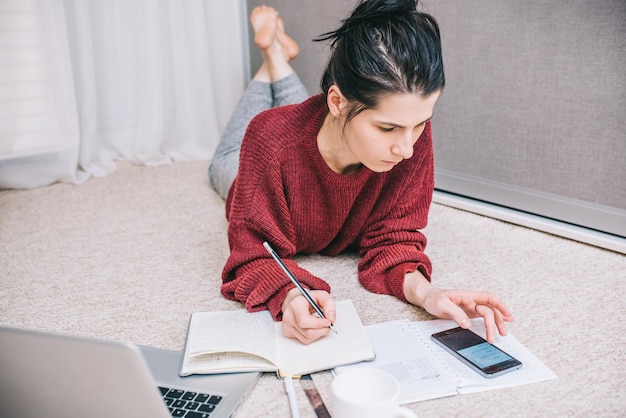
left=159, top=386, right=223, bottom=417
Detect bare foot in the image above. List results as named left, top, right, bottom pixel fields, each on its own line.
left=250, top=6, right=278, bottom=50
left=276, top=17, right=300, bottom=61
left=249, top=6, right=299, bottom=83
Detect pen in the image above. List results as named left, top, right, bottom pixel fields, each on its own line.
left=263, top=241, right=337, bottom=334
left=284, top=376, right=301, bottom=418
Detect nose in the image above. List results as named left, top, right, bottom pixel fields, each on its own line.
left=391, top=131, right=414, bottom=160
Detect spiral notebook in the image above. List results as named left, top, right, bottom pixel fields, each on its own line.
left=333, top=319, right=556, bottom=404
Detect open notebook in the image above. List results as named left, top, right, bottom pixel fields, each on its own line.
left=180, top=299, right=375, bottom=378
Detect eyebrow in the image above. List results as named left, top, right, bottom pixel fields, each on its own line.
left=376, top=115, right=433, bottom=128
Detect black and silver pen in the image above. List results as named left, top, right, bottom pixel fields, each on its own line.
left=263, top=241, right=337, bottom=334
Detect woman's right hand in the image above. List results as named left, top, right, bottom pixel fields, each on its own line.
left=280, top=287, right=337, bottom=344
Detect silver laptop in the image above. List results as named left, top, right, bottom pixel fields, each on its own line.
left=0, top=326, right=260, bottom=418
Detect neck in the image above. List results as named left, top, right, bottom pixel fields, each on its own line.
left=317, top=114, right=362, bottom=175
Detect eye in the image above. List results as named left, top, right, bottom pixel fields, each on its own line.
left=379, top=126, right=395, bottom=132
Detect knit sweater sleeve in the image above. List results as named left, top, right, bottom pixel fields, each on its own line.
left=220, top=104, right=331, bottom=320
left=356, top=122, right=435, bottom=302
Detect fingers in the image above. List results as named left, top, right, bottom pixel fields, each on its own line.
left=282, top=291, right=335, bottom=345
left=313, top=291, right=337, bottom=324
left=473, top=292, right=515, bottom=322
left=461, top=294, right=512, bottom=342
left=282, top=319, right=330, bottom=345
left=448, top=300, right=509, bottom=343
left=474, top=304, right=497, bottom=342
left=421, top=286, right=514, bottom=343
left=441, top=299, right=471, bottom=329
left=492, top=305, right=508, bottom=337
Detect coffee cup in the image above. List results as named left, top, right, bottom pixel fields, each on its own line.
left=331, top=368, right=417, bottom=418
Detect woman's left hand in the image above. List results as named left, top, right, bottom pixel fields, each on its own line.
left=404, top=271, right=514, bottom=342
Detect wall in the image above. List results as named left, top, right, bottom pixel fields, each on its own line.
left=244, top=0, right=626, bottom=252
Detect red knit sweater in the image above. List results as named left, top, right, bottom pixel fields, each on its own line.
left=222, top=94, right=434, bottom=320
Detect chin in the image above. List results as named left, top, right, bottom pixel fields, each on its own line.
left=370, top=164, right=395, bottom=173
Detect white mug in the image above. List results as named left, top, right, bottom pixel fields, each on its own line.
left=331, top=368, right=417, bottom=418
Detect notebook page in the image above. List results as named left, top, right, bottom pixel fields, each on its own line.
left=333, top=319, right=459, bottom=403
left=185, top=309, right=278, bottom=366
left=275, top=300, right=375, bottom=377
left=180, top=350, right=276, bottom=374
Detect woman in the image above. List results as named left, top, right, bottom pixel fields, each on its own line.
left=209, top=0, right=513, bottom=345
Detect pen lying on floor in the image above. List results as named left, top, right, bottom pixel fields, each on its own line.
left=284, top=376, right=300, bottom=418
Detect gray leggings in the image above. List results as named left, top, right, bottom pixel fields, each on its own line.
left=208, top=73, right=309, bottom=199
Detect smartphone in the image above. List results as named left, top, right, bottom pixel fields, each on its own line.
left=431, top=327, right=522, bottom=378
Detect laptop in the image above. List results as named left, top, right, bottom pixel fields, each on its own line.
left=0, top=326, right=260, bottom=418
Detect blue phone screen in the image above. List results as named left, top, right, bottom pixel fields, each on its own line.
left=436, top=328, right=514, bottom=369
left=457, top=342, right=513, bottom=368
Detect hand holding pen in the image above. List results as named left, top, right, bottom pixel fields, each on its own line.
left=263, top=242, right=337, bottom=343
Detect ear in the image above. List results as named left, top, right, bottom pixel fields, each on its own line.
left=326, top=85, right=347, bottom=118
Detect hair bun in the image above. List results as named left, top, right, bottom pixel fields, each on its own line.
left=315, top=0, right=444, bottom=101
left=349, top=0, right=418, bottom=22
left=315, top=0, right=419, bottom=47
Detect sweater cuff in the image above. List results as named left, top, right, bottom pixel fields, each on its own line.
left=266, top=285, right=295, bottom=320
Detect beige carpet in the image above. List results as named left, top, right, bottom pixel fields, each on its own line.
left=1, top=161, right=624, bottom=417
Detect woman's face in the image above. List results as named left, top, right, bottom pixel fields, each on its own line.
left=342, top=91, right=441, bottom=173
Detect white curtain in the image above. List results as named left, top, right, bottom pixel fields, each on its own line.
left=0, top=0, right=246, bottom=189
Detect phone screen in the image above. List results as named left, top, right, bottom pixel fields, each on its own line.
left=431, top=327, right=522, bottom=377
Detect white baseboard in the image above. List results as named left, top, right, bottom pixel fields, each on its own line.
left=433, top=190, right=626, bottom=255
